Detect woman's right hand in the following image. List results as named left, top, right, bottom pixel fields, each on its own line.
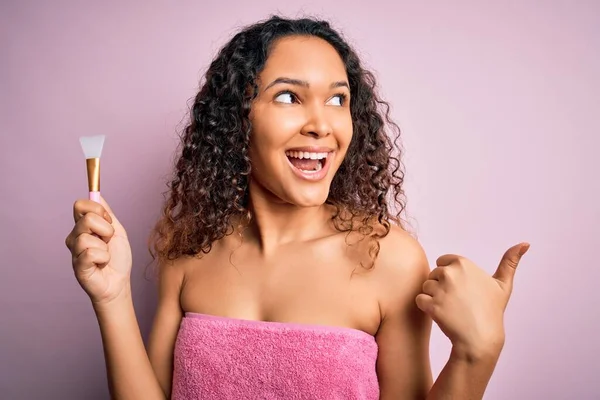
left=65, top=196, right=133, bottom=306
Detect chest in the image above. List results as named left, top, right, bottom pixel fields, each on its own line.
left=179, top=238, right=381, bottom=335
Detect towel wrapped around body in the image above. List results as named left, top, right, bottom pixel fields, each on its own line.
left=171, top=312, right=379, bottom=400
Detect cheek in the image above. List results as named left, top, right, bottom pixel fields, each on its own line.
left=333, top=115, right=353, bottom=149
left=251, top=109, right=306, bottom=149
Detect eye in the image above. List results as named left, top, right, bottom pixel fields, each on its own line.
left=326, top=93, right=347, bottom=107
left=274, top=91, right=298, bottom=104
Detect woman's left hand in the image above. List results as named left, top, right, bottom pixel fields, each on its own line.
left=416, top=242, right=530, bottom=359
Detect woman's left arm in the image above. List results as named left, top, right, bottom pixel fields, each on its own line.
left=376, top=231, right=530, bottom=400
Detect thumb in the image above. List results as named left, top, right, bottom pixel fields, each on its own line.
left=493, top=242, right=530, bottom=287
left=98, top=195, right=126, bottom=236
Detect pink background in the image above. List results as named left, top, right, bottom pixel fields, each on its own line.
left=1, top=1, right=598, bottom=399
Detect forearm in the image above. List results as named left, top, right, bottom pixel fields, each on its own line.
left=93, top=288, right=166, bottom=400
left=426, top=343, right=503, bottom=400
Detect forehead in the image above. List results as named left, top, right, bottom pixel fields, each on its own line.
left=259, top=36, right=347, bottom=84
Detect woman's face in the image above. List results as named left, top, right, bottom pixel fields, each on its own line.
left=248, top=35, right=353, bottom=208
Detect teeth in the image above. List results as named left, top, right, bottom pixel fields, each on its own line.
left=285, top=151, right=329, bottom=160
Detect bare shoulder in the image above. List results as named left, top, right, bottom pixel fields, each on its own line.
left=377, top=225, right=429, bottom=270
left=373, top=225, right=431, bottom=318
left=157, top=256, right=193, bottom=288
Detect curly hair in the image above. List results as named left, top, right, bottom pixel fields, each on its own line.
left=149, top=15, right=409, bottom=269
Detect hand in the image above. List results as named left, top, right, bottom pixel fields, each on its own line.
left=65, top=196, right=133, bottom=306
left=415, top=243, right=530, bottom=358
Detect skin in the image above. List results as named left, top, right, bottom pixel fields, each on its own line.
left=65, top=36, right=530, bottom=399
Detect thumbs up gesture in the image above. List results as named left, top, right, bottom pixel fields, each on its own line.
left=416, top=243, right=530, bottom=358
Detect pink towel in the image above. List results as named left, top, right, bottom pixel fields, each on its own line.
left=171, top=312, right=379, bottom=399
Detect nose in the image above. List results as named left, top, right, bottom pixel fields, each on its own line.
left=300, top=105, right=332, bottom=139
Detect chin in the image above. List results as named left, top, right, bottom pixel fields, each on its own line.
left=286, top=186, right=331, bottom=208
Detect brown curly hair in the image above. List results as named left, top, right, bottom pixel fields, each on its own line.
left=148, top=15, right=409, bottom=268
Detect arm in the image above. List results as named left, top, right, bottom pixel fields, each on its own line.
left=94, top=290, right=166, bottom=400
left=66, top=198, right=185, bottom=399
left=94, top=261, right=184, bottom=400
left=376, top=230, right=505, bottom=400
left=375, top=231, right=433, bottom=399
left=147, top=261, right=186, bottom=396
left=426, top=345, right=503, bottom=400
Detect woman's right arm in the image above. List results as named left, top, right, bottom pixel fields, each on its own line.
left=66, top=197, right=183, bottom=399
left=93, top=289, right=167, bottom=400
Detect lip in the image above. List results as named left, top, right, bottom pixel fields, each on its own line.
left=285, top=146, right=335, bottom=153
left=285, top=151, right=334, bottom=182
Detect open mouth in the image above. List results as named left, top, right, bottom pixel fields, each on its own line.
left=284, top=150, right=329, bottom=173
left=284, top=150, right=333, bottom=181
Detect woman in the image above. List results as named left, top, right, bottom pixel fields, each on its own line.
left=65, top=16, right=529, bottom=399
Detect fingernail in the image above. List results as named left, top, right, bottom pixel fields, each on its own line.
left=104, top=212, right=112, bottom=223
left=518, top=243, right=530, bottom=256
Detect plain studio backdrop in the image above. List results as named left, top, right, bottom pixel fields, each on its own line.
left=1, top=1, right=598, bottom=399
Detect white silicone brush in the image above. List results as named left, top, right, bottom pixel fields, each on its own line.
left=79, top=135, right=106, bottom=203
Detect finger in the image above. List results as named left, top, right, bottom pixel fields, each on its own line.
left=493, top=242, right=530, bottom=286
left=422, top=279, right=441, bottom=296
left=428, top=266, right=447, bottom=281
left=73, top=199, right=112, bottom=224
left=435, top=254, right=461, bottom=267
left=415, top=293, right=435, bottom=315
left=74, top=247, right=111, bottom=272
left=98, top=196, right=119, bottom=224
left=98, top=196, right=127, bottom=238
left=73, top=212, right=115, bottom=243
left=72, top=233, right=109, bottom=259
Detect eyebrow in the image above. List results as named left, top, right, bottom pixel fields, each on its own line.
left=264, top=77, right=349, bottom=91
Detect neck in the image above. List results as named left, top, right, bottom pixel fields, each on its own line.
left=243, top=180, right=332, bottom=255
